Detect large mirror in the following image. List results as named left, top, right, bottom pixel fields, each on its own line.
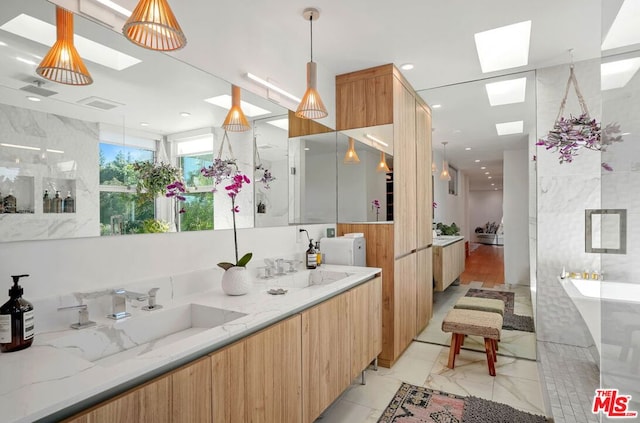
left=288, top=131, right=337, bottom=225
left=0, top=0, right=289, bottom=242
left=337, top=124, right=394, bottom=223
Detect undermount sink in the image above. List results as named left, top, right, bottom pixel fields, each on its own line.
left=48, top=304, right=246, bottom=366
left=269, top=269, right=354, bottom=289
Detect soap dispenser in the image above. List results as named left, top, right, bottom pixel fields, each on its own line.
left=306, top=239, right=317, bottom=269
left=0, top=274, right=34, bottom=353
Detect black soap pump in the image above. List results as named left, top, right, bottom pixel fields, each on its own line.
left=0, top=274, right=34, bottom=353
left=306, top=239, right=317, bottom=269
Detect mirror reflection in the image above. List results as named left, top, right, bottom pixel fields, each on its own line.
left=337, top=125, right=394, bottom=223
left=0, top=0, right=287, bottom=243
left=288, top=131, right=337, bottom=225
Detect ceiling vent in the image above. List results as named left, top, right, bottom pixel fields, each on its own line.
left=19, top=80, right=58, bottom=97
left=77, top=96, right=124, bottom=110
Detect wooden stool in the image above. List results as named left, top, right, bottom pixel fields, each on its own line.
left=454, top=297, right=505, bottom=316
left=441, top=309, right=502, bottom=376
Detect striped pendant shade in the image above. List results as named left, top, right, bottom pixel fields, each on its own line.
left=36, top=7, right=92, bottom=86
left=222, top=85, right=251, bottom=132
left=123, top=0, right=186, bottom=51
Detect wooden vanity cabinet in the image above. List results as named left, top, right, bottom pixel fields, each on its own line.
left=433, top=240, right=466, bottom=291
left=350, top=276, right=383, bottom=380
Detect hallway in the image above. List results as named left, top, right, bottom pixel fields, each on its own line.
left=461, top=243, right=505, bottom=288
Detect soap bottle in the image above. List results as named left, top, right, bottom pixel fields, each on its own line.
left=306, top=239, right=317, bottom=269
left=52, top=190, right=63, bottom=213
left=3, top=189, right=17, bottom=213
left=0, top=274, right=34, bottom=353
left=315, top=241, right=322, bottom=266
left=43, top=190, right=51, bottom=213
left=63, top=191, right=75, bottom=213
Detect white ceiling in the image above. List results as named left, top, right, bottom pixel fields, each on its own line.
left=1, top=0, right=635, bottom=190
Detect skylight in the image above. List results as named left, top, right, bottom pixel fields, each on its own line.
left=485, top=77, right=527, bottom=106
left=0, top=14, right=141, bottom=71
left=496, top=121, right=524, bottom=136
left=474, top=21, right=531, bottom=73
left=204, top=95, right=271, bottom=117
left=601, top=57, right=640, bottom=90
left=602, top=0, right=640, bottom=50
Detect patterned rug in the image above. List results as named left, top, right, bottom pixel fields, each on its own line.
left=465, top=289, right=535, bottom=333
left=378, top=383, right=548, bottom=423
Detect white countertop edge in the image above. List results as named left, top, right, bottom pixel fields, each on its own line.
left=433, top=236, right=464, bottom=247
left=3, top=265, right=381, bottom=423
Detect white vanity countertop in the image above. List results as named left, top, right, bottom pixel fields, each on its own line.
left=433, top=235, right=464, bottom=247
left=0, top=264, right=381, bottom=423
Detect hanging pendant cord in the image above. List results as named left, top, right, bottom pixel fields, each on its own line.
left=310, top=15, right=313, bottom=62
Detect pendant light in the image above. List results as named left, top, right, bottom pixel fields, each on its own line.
left=222, top=85, right=250, bottom=132
left=377, top=151, right=391, bottom=173
left=295, top=8, right=328, bottom=120
left=440, top=141, right=451, bottom=181
left=432, top=161, right=438, bottom=174
left=343, top=138, right=360, bottom=164
left=123, top=0, right=186, bottom=51
left=36, top=7, right=92, bottom=86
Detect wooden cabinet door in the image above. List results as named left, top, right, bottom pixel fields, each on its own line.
left=393, top=77, right=417, bottom=256
left=302, top=293, right=351, bottom=423
left=416, top=103, right=433, bottom=249
left=65, top=375, right=171, bottom=423
left=211, top=341, right=245, bottom=422
left=172, top=356, right=212, bottom=423
left=245, top=315, right=302, bottom=423
left=416, top=247, right=433, bottom=333
left=394, top=253, right=417, bottom=355
left=350, top=277, right=383, bottom=380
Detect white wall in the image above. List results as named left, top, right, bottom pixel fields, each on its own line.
left=304, top=151, right=337, bottom=223
left=503, top=148, right=530, bottom=285
left=468, top=190, right=503, bottom=242
left=432, top=149, right=469, bottom=239
left=337, top=148, right=387, bottom=222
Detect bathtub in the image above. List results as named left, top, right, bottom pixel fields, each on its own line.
left=559, top=278, right=640, bottom=355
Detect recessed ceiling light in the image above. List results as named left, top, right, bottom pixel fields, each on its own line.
left=602, top=0, right=640, bottom=50
left=475, top=159, right=480, bottom=163
left=496, top=120, right=524, bottom=136
left=180, top=112, right=191, bottom=117
left=488, top=176, right=493, bottom=179
left=480, top=166, right=486, bottom=170
left=204, top=94, right=271, bottom=117
left=1, top=14, right=141, bottom=71
left=465, top=147, right=471, bottom=151
left=474, top=21, right=531, bottom=73
left=485, top=172, right=490, bottom=175
left=622, top=132, right=631, bottom=136
left=432, top=104, right=442, bottom=109
left=0, top=41, right=7, bottom=47
left=485, top=77, right=527, bottom=106
left=491, top=183, right=495, bottom=186
left=16, top=57, right=38, bottom=66
left=266, top=118, right=289, bottom=131
left=247, top=73, right=301, bottom=103
left=304, top=147, right=310, bottom=151
left=140, top=122, right=149, bottom=127
left=601, top=58, right=640, bottom=90
left=400, top=63, right=414, bottom=70
left=93, top=0, right=132, bottom=17
left=26, top=96, right=41, bottom=102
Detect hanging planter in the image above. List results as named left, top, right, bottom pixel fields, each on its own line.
left=201, top=131, right=240, bottom=190
left=253, top=132, right=276, bottom=189
left=536, top=65, right=623, bottom=171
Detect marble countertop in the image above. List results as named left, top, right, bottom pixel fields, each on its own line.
left=0, top=265, right=380, bottom=423
left=433, top=235, right=464, bottom=247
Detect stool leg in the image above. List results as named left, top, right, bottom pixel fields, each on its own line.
left=494, top=339, right=499, bottom=352
left=493, top=340, right=498, bottom=361
left=448, top=334, right=459, bottom=369
left=484, top=338, right=496, bottom=376
left=455, top=334, right=462, bottom=354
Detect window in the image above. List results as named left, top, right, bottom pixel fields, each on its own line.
left=179, top=192, right=214, bottom=231
left=99, top=141, right=156, bottom=235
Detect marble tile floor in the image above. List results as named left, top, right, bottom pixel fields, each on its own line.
left=315, top=282, right=546, bottom=422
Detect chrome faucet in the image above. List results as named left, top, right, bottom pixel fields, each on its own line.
left=57, top=304, right=96, bottom=329
left=108, top=289, right=148, bottom=320
left=142, top=288, right=162, bottom=311
left=275, top=258, right=286, bottom=275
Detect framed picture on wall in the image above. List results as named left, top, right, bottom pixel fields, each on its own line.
left=448, top=165, right=458, bottom=196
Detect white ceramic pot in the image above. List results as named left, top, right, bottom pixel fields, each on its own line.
left=221, top=266, right=252, bottom=296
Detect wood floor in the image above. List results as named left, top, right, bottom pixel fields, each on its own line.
left=460, top=243, right=505, bottom=288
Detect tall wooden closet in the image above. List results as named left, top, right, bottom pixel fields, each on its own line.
left=336, top=64, right=433, bottom=367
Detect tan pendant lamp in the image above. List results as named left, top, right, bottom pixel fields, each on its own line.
left=123, top=0, right=186, bottom=51
left=295, top=8, right=328, bottom=120
left=377, top=151, right=391, bottom=173
left=439, top=141, right=451, bottom=181
left=36, top=7, right=92, bottom=86
left=222, top=85, right=251, bottom=132
left=343, top=138, right=360, bottom=164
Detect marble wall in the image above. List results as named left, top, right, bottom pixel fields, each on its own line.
left=0, top=104, right=100, bottom=241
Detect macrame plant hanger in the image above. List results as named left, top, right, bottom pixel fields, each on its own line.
left=554, top=50, right=590, bottom=125
left=217, top=130, right=236, bottom=164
